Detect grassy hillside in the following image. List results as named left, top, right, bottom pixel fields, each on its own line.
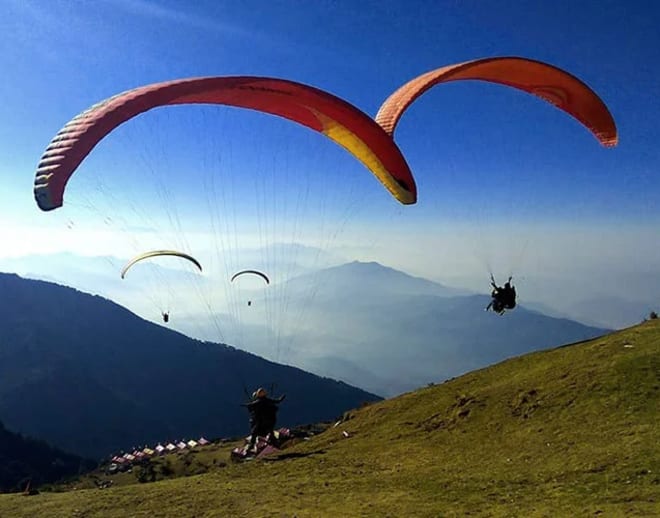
left=1, top=320, right=658, bottom=517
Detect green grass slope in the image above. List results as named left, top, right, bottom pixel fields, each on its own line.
left=1, top=320, right=658, bottom=517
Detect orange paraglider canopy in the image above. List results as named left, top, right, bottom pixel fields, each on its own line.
left=34, top=76, right=417, bottom=211
left=375, top=56, right=618, bottom=147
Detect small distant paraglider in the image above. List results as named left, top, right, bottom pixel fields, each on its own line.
left=120, top=250, right=203, bottom=323
left=231, top=270, right=269, bottom=308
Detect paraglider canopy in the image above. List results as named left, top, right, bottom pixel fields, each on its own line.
left=33, top=75, right=417, bottom=211
left=376, top=56, right=618, bottom=147
left=120, top=250, right=203, bottom=279
left=230, top=270, right=270, bottom=285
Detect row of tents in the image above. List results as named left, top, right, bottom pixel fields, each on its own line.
left=107, top=437, right=211, bottom=472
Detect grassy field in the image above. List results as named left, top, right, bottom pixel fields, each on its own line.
left=1, top=320, right=658, bottom=517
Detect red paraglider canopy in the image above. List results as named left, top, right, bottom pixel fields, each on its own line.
left=34, top=76, right=417, bottom=211
left=376, top=56, right=618, bottom=147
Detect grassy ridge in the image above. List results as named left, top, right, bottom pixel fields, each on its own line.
left=1, top=320, right=658, bottom=517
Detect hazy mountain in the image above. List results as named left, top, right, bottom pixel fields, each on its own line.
left=433, top=272, right=660, bottom=330
left=508, top=272, right=660, bottom=330
left=0, top=252, right=122, bottom=296
left=0, top=244, right=346, bottom=296
left=0, top=262, right=606, bottom=454
left=104, top=259, right=610, bottom=397
left=565, top=295, right=656, bottom=329
left=265, top=262, right=610, bottom=396
left=283, top=260, right=469, bottom=301
left=0, top=273, right=379, bottom=459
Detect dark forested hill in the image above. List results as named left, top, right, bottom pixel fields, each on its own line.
left=0, top=419, right=95, bottom=493
left=0, top=273, right=379, bottom=458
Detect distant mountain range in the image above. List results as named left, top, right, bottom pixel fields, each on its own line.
left=248, top=261, right=610, bottom=396
left=0, top=256, right=613, bottom=461
left=0, top=273, right=379, bottom=459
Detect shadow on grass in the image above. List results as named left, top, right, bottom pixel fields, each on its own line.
left=262, top=450, right=326, bottom=462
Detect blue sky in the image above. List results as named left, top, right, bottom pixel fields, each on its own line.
left=0, top=0, right=659, bottom=332
left=2, top=0, right=659, bottom=215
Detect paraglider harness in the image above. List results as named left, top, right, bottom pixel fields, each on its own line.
left=486, top=275, right=517, bottom=315
left=242, top=388, right=286, bottom=453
